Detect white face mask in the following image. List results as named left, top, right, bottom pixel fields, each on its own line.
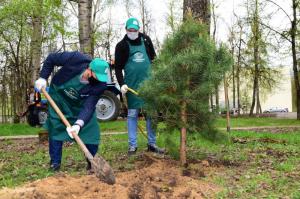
left=127, top=31, right=139, bottom=40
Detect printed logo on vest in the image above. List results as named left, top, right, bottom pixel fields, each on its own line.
left=63, top=88, right=80, bottom=100
left=133, top=52, right=145, bottom=63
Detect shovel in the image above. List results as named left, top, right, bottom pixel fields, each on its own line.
left=41, top=87, right=115, bottom=185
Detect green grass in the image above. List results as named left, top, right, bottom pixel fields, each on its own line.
left=1, top=118, right=300, bottom=198
left=215, top=117, right=300, bottom=128
left=0, top=124, right=42, bottom=136
left=0, top=120, right=139, bottom=136
left=100, top=120, right=127, bottom=132
left=2, top=117, right=300, bottom=137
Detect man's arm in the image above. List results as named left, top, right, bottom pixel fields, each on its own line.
left=76, top=95, right=100, bottom=126
left=39, top=51, right=79, bottom=80
left=76, top=83, right=107, bottom=126
left=114, top=41, right=129, bottom=87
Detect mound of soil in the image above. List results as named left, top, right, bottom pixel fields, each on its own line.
left=0, top=155, right=219, bottom=199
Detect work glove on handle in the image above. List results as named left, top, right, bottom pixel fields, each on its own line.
left=121, top=84, right=128, bottom=94
left=66, top=124, right=80, bottom=139
left=35, top=78, right=47, bottom=92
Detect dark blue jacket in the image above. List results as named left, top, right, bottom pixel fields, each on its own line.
left=40, top=51, right=107, bottom=125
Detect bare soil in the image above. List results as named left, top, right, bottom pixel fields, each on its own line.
left=0, top=154, right=219, bottom=199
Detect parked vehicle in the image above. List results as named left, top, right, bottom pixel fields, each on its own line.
left=95, top=83, right=122, bottom=121
left=263, top=107, right=288, bottom=113
left=26, top=87, right=48, bottom=127
left=220, top=108, right=239, bottom=115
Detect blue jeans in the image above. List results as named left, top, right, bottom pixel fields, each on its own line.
left=127, top=109, right=156, bottom=148
left=49, top=139, right=98, bottom=165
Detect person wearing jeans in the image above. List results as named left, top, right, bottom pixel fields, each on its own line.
left=115, top=17, right=164, bottom=155
left=127, top=109, right=156, bottom=150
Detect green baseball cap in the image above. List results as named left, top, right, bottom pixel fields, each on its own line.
left=89, top=58, right=109, bottom=82
left=125, top=17, right=140, bottom=30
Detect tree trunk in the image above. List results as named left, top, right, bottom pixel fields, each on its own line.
left=291, top=0, right=300, bottom=119
left=215, top=84, right=219, bottom=111
left=78, top=0, right=92, bottom=57
left=183, top=0, right=210, bottom=31
left=224, top=74, right=230, bottom=132
left=256, top=85, right=261, bottom=114
left=249, top=0, right=260, bottom=117
left=236, top=24, right=242, bottom=115
left=249, top=58, right=259, bottom=116
left=211, top=0, right=217, bottom=41
left=30, top=0, right=43, bottom=83
left=139, top=0, right=146, bottom=34
left=210, top=93, right=213, bottom=111
left=232, top=47, right=236, bottom=108
left=180, top=100, right=187, bottom=166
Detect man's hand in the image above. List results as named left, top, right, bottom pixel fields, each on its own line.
left=121, top=84, right=128, bottom=94
left=35, top=78, right=47, bottom=92
left=66, top=124, right=80, bottom=139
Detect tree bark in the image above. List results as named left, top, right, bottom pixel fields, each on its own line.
left=215, top=84, right=219, bottom=111
left=256, top=85, right=261, bottom=114
left=236, top=23, right=242, bottom=115
left=30, top=0, right=43, bottom=82
left=231, top=46, right=236, bottom=108
left=291, top=0, right=300, bottom=119
left=180, top=100, right=187, bottom=166
left=224, top=74, right=230, bottom=132
left=78, top=0, right=93, bottom=57
left=249, top=0, right=260, bottom=116
left=249, top=52, right=259, bottom=116
left=183, top=0, right=210, bottom=32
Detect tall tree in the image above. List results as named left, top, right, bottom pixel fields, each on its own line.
left=247, top=0, right=265, bottom=115
left=235, top=18, right=244, bottom=115
left=90, top=0, right=117, bottom=59
left=0, top=0, right=63, bottom=122
left=166, top=0, right=179, bottom=34
left=261, top=0, right=300, bottom=119
left=140, top=0, right=153, bottom=35
left=244, top=0, right=281, bottom=116
left=211, top=0, right=220, bottom=111
left=30, top=0, right=43, bottom=82
left=228, top=24, right=236, bottom=109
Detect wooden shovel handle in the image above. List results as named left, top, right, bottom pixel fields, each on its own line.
left=41, top=87, right=94, bottom=161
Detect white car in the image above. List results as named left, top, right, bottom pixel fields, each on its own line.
left=263, top=107, right=288, bottom=113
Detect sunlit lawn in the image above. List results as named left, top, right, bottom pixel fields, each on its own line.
left=1, top=117, right=300, bottom=136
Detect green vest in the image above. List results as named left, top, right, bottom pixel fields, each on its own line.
left=124, top=37, right=151, bottom=109
left=44, top=74, right=100, bottom=144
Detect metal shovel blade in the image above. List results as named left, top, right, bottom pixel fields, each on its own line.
left=91, top=155, right=116, bottom=185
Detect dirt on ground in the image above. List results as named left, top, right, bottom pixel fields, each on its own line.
left=0, top=154, right=219, bottom=199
